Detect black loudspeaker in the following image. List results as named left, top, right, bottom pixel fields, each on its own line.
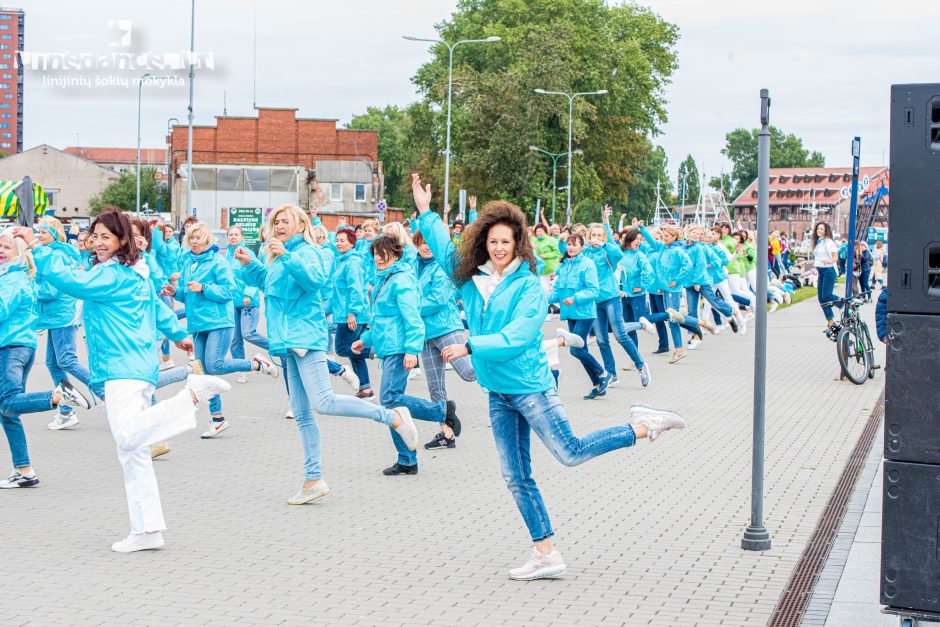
left=881, top=460, right=940, bottom=612
left=884, top=313, right=940, bottom=464
left=888, top=84, right=940, bottom=315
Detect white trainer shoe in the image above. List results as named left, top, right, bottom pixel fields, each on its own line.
left=337, top=366, right=359, bottom=391
left=237, top=372, right=248, bottom=384
left=699, top=317, right=717, bottom=334
left=555, top=328, right=585, bottom=349
left=284, top=406, right=295, bottom=419
left=158, top=359, right=176, bottom=372
left=687, top=337, right=702, bottom=351
left=287, top=480, right=331, bottom=505
left=629, top=404, right=687, bottom=442
left=509, top=548, right=567, bottom=581
left=111, top=531, right=165, bottom=553
left=185, top=374, right=232, bottom=406
left=393, top=407, right=419, bottom=452
left=48, top=410, right=80, bottom=430
left=252, top=353, right=279, bottom=379
left=200, top=419, right=230, bottom=439
left=55, top=381, right=91, bottom=410
left=638, top=317, right=656, bottom=335
left=408, top=368, right=421, bottom=380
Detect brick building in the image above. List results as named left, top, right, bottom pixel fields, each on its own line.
left=168, top=107, right=388, bottom=229
left=732, top=166, right=889, bottom=238
left=0, top=7, right=23, bottom=155
left=64, top=146, right=168, bottom=179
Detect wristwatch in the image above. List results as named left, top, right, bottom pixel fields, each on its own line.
left=465, top=342, right=472, bottom=355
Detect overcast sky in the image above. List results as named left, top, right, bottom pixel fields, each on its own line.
left=19, top=0, right=940, bottom=185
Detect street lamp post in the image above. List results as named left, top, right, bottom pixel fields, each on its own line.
left=534, top=88, right=607, bottom=225
left=403, top=34, right=501, bottom=209
left=136, top=73, right=152, bottom=217
left=185, top=0, right=196, bottom=223
left=529, top=146, right=582, bottom=224
left=166, top=117, right=180, bottom=217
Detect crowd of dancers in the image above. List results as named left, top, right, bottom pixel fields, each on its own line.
left=2, top=171, right=829, bottom=579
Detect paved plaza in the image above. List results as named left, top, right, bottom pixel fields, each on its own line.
left=0, top=297, right=886, bottom=626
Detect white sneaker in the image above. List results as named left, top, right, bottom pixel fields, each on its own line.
left=284, top=406, right=295, bottom=419
left=714, top=325, right=725, bottom=335
left=111, top=531, right=165, bottom=553
left=48, top=410, right=80, bottom=430
left=185, top=374, right=232, bottom=406
left=666, top=308, right=684, bottom=324
left=287, top=480, right=330, bottom=505
left=393, top=407, right=419, bottom=451
left=408, top=368, right=421, bottom=380
left=200, top=418, right=230, bottom=439
left=638, top=317, right=656, bottom=335
left=55, top=381, right=91, bottom=410
left=337, top=366, right=359, bottom=391
left=509, top=548, right=567, bottom=581
left=237, top=372, right=248, bottom=384
left=687, top=337, right=702, bottom=350
left=252, top=353, right=279, bottom=379
left=784, top=292, right=792, bottom=304
left=699, top=317, right=717, bottom=334
left=158, top=359, right=176, bottom=372
left=555, top=328, right=585, bottom=349
left=735, top=313, right=748, bottom=335
left=769, top=301, right=779, bottom=313
left=629, top=404, right=687, bottom=442
left=444, top=362, right=453, bottom=371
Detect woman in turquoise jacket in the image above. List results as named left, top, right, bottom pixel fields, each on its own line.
left=684, top=225, right=741, bottom=342
left=0, top=231, right=92, bottom=490
left=14, top=213, right=230, bottom=553
left=618, top=229, right=655, bottom=350
left=351, top=236, right=439, bottom=475
left=235, top=204, right=417, bottom=505
left=165, top=222, right=275, bottom=439
left=224, top=226, right=268, bottom=382
left=34, top=218, right=103, bottom=431
left=411, top=173, right=685, bottom=581
left=412, top=229, right=476, bottom=451
left=331, top=229, right=376, bottom=401
left=548, top=233, right=610, bottom=398
left=582, top=213, right=648, bottom=388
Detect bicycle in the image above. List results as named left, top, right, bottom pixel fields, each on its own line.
left=824, top=291, right=876, bottom=384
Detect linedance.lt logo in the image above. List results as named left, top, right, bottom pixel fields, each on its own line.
left=18, top=20, right=217, bottom=90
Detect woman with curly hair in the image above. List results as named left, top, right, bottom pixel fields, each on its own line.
left=411, top=173, right=686, bottom=581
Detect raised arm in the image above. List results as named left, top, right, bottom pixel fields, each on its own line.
left=413, top=173, right=459, bottom=278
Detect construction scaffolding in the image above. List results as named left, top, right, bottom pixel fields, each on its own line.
left=691, top=174, right=733, bottom=226
left=652, top=179, right=678, bottom=225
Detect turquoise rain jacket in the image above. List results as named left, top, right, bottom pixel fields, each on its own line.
left=618, top=248, right=655, bottom=297
left=707, top=243, right=730, bottom=284
left=330, top=249, right=371, bottom=325
left=175, top=246, right=236, bottom=332
left=0, top=262, right=37, bottom=349
left=225, top=244, right=261, bottom=308
left=416, top=256, right=462, bottom=340
left=417, top=212, right=555, bottom=395
left=31, top=248, right=187, bottom=387
left=242, top=235, right=329, bottom=356
left=548, top=253, right=598, bottom=320
left=35, top=241, right=81, bottom=330
left=360, top=258, right=424, bottom=357
left=582, top=240, right=624, bottom=302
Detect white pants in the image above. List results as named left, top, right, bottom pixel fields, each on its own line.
left=727, top=274, right=756, bottom=308
left=104, top=380, right=197, bottom=534
left=539, top=274, right=553, bottom=296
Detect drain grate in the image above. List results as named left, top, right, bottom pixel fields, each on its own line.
left=768, top=388, right=886, bottom=627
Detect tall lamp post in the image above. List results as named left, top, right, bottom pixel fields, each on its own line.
left=534, top=88, right=607, bottom=225
left=136, top=73, right=152, bottom=217
left=166, top=117, right=180, bottom=217
left=403, top=34, right=501, bottom=209
left=528, top=146, right=582, bottom=224
left=185, top=0, right=196, bottom=222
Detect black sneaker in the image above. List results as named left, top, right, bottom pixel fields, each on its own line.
left=652, top=348, right=670, bottom=355
left=444, top=400, right=461, bottom=437
left=0, top=470, right=39, bottom=488
left=424, top=432, right=456, bottom=450
left=728, top=317, right=739, bottom=333
left=383, top=463, right=418, bottom=476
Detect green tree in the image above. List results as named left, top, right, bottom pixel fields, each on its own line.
left=347, top=106, right=409, bottom=208
left=89, top=169, right=169, bottom=216
left=708, top=172, right=733, bottom=196
left=677, top=154, right=699, bottom=206
left=406, top=0, right=678, bottom=214
left=722, top=126, right=826, bottom=199
left=625, top=142, right=670, bottom=223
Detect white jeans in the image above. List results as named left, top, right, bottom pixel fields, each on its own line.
left=104, top=380, right=197, bottom=534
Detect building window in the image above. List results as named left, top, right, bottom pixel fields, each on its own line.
left=0, top=15, right=11, bottom=20
left=0, top=143, right=10, bottom=148
left=0, top=35, right=10, bottom=40
left=1, top=133, right=9, bottom=139
left=1, top=54, right=10, bottom=59
left=4, top=94, right=12, bottom=99
left=0, top=123, right=8, bottom=128
left=354, top=184, right=366, bottom=202
left=0, top=24, right=9, bottom=30
left=0, top=84, right=9, bottom=89
left=0, top=45, right=7, bottom=50
left=330, top=183, right=342, bottom=202
left=1, top=74, right=10, bottom=79
left=1, top=113, right=10, bottom=118
left=0, top=104, right=9, bottom=109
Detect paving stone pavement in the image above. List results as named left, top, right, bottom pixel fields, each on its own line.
left=0, top=295, right=885, bottom=626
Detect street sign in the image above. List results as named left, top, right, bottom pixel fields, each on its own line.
left=226, top=207, right=264, bottom=254
left=840, top=186, right=851, bottom=199
left=377, top=200, right=387, bottom=213
left=191, top=207, right=197, bottom=217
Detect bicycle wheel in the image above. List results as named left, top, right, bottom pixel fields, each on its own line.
left=860, top=321, right=876, bottom=379
left=837, top=321, right=870, bottom=384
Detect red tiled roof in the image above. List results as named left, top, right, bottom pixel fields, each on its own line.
left=64, top=146, right=167, bottom=165
left=733, top=166, right=888, bottom=208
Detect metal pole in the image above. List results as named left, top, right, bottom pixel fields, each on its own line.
left=136, top=74, right=150, bottom=217
left=742, top=88, right=772, bottom=552
left=166, top=117, right=179, bottom=218
left=185, top=0, right=196, bottom=222
left=551, top=153, right=559, bottom=224
left=844, top=137, right=861, bottom=299
left=443, top=43, right=455, bottom=210
left=565, top=95, right=574, bottom=225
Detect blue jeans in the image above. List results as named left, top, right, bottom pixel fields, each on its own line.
left=45, top=326, right=103, bottom=414
left=646, top=291, right=698, bottom=348
left=566, top=318, right=604, bottom=386
left=230, top=307, right=269, bottom=359
left=622, top=294, right=649, bottom=348
left=380, top=354, right=446, bottom=466
left=593, top=297, right=644, bottom=371
left=489, top=389, right=636, bottom=542
left=0, top=346, right=54, bottom=468
left=647, top=293, right=669, bottom=352
left=335, top=323, right=370, bottom=390
left=193, top=327, right=253, bottom=415
left=284, top=350, right=394, bottom=480
left=817, top=266, right=839, bottom=321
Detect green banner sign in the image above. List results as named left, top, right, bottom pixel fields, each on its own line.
left=226, top=207, right=264, bottom=254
